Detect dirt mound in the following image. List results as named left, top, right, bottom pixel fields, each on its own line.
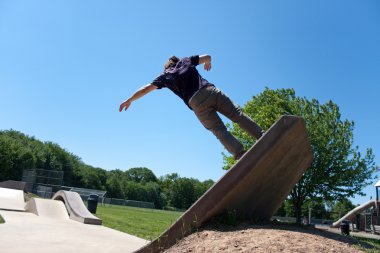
left=164, top=223, right=366, bottom=253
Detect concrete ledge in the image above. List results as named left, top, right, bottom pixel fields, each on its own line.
left=134, top=115, right=313, bottom=253
left=52, top=190, right=102, bottom=225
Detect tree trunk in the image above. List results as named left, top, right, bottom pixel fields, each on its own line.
left=291, top=183, right=305, bottom=224
left=294, top=201, right=303, bottom=224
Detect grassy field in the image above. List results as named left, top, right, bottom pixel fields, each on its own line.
left=353, top=236, right=380, bottom=253
left=96, top=204, right=182, bottom=240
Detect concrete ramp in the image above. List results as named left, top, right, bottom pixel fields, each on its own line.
left=0, top=207, right=148, bottom=253
left=52, top=190, right=102, bottom=225
left=0, top=187, right=25, bottom=211
left=25, top=198, right=70, bottom=220
left=332, top=200, right=379, bottom=228
left=135, top=115, right=313, bottom=253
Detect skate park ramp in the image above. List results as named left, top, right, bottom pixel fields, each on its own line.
left=332, top=200, right=379, bottom=228
left=25, top=197, right=70, bottom=220
left=0, top=187, right=25, bottom=211
left=0, top=192, right=149, bottom=253
left=53, top=190, right=102, bottom=225
left=135, top=115, right=313, bottom=253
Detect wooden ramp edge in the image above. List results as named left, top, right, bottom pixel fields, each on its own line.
left=52, top=190, right=102, bottom=225
left=134, top=115, right=313, bottom=253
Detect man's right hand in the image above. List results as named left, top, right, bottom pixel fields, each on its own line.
left=119, top=100, right=131, bottom=112
left=118, top=84, right=157, bottom=112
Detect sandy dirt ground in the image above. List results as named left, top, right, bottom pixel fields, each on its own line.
left=164, top=223, right=369, bottom=253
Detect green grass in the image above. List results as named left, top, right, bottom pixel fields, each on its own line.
left=0, top=215, right=4, bottom=224
left=353, top=236, right=380, bottom=253
left=96, top=204, right=182, bottom=240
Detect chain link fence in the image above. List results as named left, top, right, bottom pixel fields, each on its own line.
left=22, top=169, right=63, bottom=198
left=101, top=197, right=155, bottom=209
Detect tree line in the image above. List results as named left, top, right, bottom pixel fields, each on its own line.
left=0, top=130, right=213, bottom=210
left=277, top=197, right=357, bottom=222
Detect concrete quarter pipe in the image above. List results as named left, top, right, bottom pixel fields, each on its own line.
left=135, top=115, right=313, bottom=253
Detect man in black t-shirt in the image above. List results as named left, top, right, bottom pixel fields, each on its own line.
left=119, top=55, right=263, bottom=159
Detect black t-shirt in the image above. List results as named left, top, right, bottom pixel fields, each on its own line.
left=151, top=55, right=213, bottom=109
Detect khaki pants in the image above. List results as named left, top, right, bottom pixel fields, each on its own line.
left=189, top=86, right=263, bottom=158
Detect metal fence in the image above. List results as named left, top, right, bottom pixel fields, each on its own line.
left=62, top=186, right=155, bottom=209
left=21, top=174, right=156, bottom=209
left=272, top=216, right=333, bottom=225
left=101, top=197, right=155, bottom=209
left=36, top=185, right=54, bottom=198
left=22, top=169, right=63, bottom=197
left=65, top=186, right=107, bottom=200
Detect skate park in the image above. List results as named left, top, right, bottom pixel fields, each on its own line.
left=1, top=115, right=379, bottom=252
left=1, top=1, right=380, bottom=252
left=0, top=187, right=149, bottom=253
left=1, top=115, right=314, bottom=253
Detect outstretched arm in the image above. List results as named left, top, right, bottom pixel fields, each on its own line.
left=119, top=84, right=157, bottom=112
left=199, top=54, right=212, bottom=71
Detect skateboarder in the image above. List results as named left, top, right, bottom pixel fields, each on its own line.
left=119, top=54, right=263, bottom=159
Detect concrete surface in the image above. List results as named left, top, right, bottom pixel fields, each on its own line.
left=135, top=115, right=313, bottom=253
left=0, top=187, right=25, bottom=211
left=0, top=187, right=148, bottom=252
left=0, top=208, right=149, bottom=253
left=53, top=190, right=102, bottom=225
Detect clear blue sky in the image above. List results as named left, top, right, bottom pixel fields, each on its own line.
left=1, top=0, right=379, bottom=205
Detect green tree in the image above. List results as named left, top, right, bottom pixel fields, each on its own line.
left=0, top=131, right=36, bottom=181
left=143, top=182, right=164, bottom=208
left=76, top=165, right=107, bottom=190
left=159, top=173, right=180, bottom=191
left=195, top=179, right=214, bottom=197
left=122, top=180, right=146, bottom=200
left=106, top=170, right=125, bottom=199
left=158, top=173, right=179, bottom=207
left=302, top=199, right=330, bottom=220
left=171, top=178, right=197, bottom=209
left=125, top=167, right=158, bottom=183
left=224, top=87, right=379, bottom=223
left=330, top=198, right=357, bottom=221
left=0, top=134, right=35, bottom=181
left=44, top=142, right=77, bottom=186
left=0, top=130, right=82, bottom=186
left=159, top=174, right=214, bottom=210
